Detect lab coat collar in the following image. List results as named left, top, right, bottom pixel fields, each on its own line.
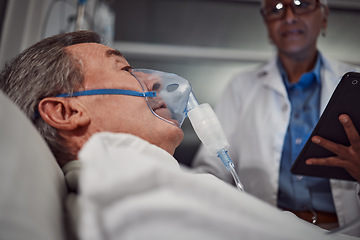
left=257, top=53, right=340, bottom=109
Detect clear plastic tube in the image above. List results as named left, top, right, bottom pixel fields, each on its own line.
left=75, top=0, right=87, bottom=31
left=217, top=149, right=244, bottom=192
left=187, top=98, right=244, bottom=192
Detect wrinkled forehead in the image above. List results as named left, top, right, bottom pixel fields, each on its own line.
left=64, top=43, right=127, bottom=66
left=64, top=43, right=133, bottom=89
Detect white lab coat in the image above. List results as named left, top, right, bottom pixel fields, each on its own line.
left=76, top=132, right=358, bottom=240
left=192, top=54, right=360, bottom=235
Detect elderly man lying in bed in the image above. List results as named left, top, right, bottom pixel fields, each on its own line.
left=0, top=31, right=359, bottom=240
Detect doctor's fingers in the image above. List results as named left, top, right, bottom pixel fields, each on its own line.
left=306, top=156, right=349, bottom=169
left=311, top=135, right=360, bottom=172
left=311, top=136, right=352, bottom=158
left=306, top=156, right=360, bottom=182
left=339, top=114, right=360, bottom=149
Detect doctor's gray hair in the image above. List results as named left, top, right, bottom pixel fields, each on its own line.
left=0, top=31, right=101, bottom=166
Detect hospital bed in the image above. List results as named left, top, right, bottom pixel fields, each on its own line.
left=0, top=90, right=67, bottom=240
left=1, top=88, right=359, bottom=240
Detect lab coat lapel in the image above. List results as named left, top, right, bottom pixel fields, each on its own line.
left=319, top=56, right=341, bottom=115
left=259, top=57, right=288, bottom=99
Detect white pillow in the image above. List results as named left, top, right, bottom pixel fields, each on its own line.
left=0, top=91, right=67, bottom=240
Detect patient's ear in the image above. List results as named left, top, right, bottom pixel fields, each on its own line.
left=38, top=97, right=90, bottom=130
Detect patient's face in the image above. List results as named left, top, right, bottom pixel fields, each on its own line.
left=65, top=43, right=183, bottom=155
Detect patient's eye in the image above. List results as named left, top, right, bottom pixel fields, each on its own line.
left=121, top=66, right=132, bottom=72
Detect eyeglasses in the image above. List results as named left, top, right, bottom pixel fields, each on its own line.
left=261, top=0, right=321, bottom=22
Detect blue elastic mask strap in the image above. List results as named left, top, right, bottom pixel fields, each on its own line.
left=55, top=89, right=156, bottom=98
left=33, top=89, right=156, bottom=122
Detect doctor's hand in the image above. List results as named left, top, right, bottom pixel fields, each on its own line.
left=305, top=114, right=360, bottom=182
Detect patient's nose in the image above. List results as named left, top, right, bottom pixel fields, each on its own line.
left=151, top=82, right=161, bottom=92
left=144, top=77, right=163, bottom=93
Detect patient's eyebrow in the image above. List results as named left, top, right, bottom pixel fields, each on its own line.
left=106, top=49, right=124, bottom=58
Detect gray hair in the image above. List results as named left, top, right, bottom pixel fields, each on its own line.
left=0, top=31, right=101, bottom=166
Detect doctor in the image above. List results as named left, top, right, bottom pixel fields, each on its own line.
left=192, top=0, right=360, bottom=232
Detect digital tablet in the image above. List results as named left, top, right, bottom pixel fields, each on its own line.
left=291, top=72, right=360, bottom=181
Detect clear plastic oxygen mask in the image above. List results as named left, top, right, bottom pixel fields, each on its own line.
left=132, top=69, right=244, bottom=192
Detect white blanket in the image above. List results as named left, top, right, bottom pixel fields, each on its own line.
left=77, top=132, right=358, bottom=240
